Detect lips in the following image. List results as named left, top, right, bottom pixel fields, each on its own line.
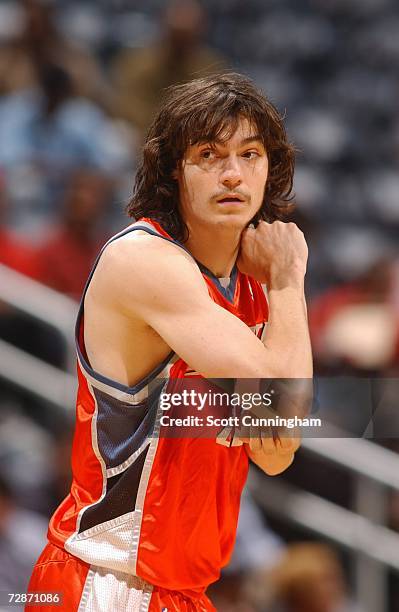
left=216, top=194, right=245, bottom=203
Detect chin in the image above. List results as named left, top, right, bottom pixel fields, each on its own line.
left=214, top=212, right=252, bottom=230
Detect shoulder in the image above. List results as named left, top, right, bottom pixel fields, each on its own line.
left=91, top=230, right=208, bottom=306
left=102, top=230, right=198, bottom=275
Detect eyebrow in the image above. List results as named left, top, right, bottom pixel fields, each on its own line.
left=195, top=135, right=264, bottom=147
left=239, top=135, right=263, bottom=145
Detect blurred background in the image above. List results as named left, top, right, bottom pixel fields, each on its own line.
left=0, top=0, right=398, bottom=610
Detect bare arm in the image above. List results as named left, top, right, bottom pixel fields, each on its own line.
left=95, top=232, right=310, bottom=380
left=92, top=234, right=275, bottom=377
left=95, top=225, right=312, bottom=476
left=238, top=220, right=312, bottom=378
left=237, top=220, right=313, bottom=473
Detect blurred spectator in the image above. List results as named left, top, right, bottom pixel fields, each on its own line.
left=111, top=0, right=226, bottom=138
left=35, top=169, right=112, bottom=301
left=208, top=489, right=284, bottom=611
left=0, top=472, right=47, bottom=596
left=0, top=170, right=38, bottom=278
left=0, top=63, right=131, bottom=233
left=0, top=0, right=110, bottom=109
left=229, top=489, right=284, bottom=573
left=309, top=258, right=399, bottom=374
left=0, top=62, right=129, bottom=178
left=267, top=543, right=363, bottom=612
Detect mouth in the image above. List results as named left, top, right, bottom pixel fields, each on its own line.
left=216, top=194, right=246, bottom=204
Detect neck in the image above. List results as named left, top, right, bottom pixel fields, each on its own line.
left=184, top=221, right=242, bottom=278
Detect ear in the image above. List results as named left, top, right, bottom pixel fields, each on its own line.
left=171, top=168, right=179, bottom=180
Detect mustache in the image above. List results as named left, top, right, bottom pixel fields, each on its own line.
left=210, top=190, right=250, bottom=200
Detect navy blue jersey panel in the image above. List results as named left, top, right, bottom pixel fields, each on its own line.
left=93, top=387, right=158, bottom=469
left=79, top=445, right=149, bottom=533
left=196, top=262, right=238, bottom=303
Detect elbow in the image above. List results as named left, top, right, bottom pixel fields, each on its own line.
left=248, top=448, right=295, bottom=476
left=263, top=453, right=295, bottom=475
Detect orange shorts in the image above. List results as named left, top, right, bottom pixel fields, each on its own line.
left=26, top=543, right=215, bottom=612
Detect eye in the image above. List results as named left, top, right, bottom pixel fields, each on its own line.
left=200, top=148, right=217, bottom=160
left=242, top=150, right=260, bottom=159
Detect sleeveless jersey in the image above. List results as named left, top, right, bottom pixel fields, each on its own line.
left=47, top=218, right=269, bottom=595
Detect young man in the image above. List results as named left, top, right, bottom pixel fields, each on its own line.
left=27, top=73, right=312, bottom=611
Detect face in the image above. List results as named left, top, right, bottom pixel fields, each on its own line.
left=177, top=117, right=268, bottom=233
left=65, top=173, right=109, bottom=226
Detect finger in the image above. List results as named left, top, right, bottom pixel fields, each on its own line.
left=260, top=427, right=278, bottom=455
left=248, top=426, right=262, bottom=452
left=276, top=427, right=302, bottom=454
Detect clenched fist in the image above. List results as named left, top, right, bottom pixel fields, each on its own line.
left=237, top=220, right=308, bottom=288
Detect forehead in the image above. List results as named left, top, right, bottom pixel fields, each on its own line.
left=188, top=116, right=262, bottom=149
left=218, top=117, right=260, bottom=143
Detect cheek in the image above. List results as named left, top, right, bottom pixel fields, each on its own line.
left=254, top=165, right=269, bottom=195
left=179, top=170, right=195, bottom=203
left=247, top=169, right=268, bottom=193
left=189, top=172, right=211, bottom=199
left=244, top=158, right=268, bottom=179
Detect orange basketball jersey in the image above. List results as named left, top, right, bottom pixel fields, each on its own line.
left=44, top=218, right=269, bottom=601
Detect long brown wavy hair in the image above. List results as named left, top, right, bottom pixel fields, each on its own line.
left=127, top=73, right=295, bottom=242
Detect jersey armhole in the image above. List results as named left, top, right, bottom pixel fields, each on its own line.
left=74, top=222, right=181, bottom=396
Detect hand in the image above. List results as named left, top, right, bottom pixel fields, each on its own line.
left=241, top=420, right=301, bottom=476
left=238, top=402, right=302, bottom=455
left=237, top=220, right=308, bottom=288
left=243, top=424, right=302, bottom=455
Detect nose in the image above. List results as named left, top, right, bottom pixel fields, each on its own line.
left=220, top=155, right=242, bottom=190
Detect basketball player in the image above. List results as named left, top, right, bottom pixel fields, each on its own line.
left=27, top=73, right=312, bottom=611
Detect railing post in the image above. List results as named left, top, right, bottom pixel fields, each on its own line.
left=354, top=476, right=387, bottom=612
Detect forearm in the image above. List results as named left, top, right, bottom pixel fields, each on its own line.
left=262, top=281, right=313, bottom=378
left=248, top=280, right=313, bottom=426
left=236, top=223, right=312, bottom=472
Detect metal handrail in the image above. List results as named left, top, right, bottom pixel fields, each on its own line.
left=0, top=263, right=78, bottom=370
left=302, top=433, right=399, bottom=490
left=0, top=338, right=76, bottom=414
left=248, top=470, right=399, bottom=571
